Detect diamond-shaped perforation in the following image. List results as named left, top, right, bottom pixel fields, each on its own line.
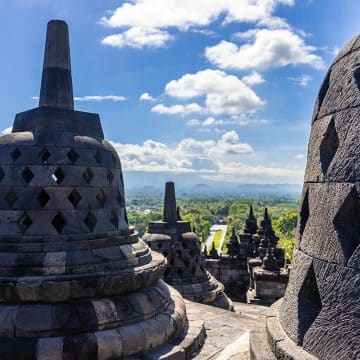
left=96, top=189, right=106, bottom=207
left=333, top=187, right=360, bottom=262
left=82, top=168, right=94, bottom=184
left=297, top=263, right=322, bottom=345
left=68, top=189, right=81, bottom=208
left=320, top=118, right=339, bottom=175
left=111, top=153, right=118, bottom=167
left=5, top=188, right=17, bottom=207
left=84, top=211, right=97, bottom=232
left=18, top=212, right=32, bottom=234
left=116, top=190, right=122, bottom=206
left=37, top=189, right=50, bottom=208
left=0, top=166, right=4, bottom=183
left=94, top=150, right=103, bottom=165
left=21, top=167, right=34, bottom=184
left=317, top=69, right=331, bottom=113
left=299, top=189, right=309, bottom=241
left=354, top=67, right=360, bottom=90
left=110, top=209, right=119, bottom=228
left=67, top=148, right=79, bottom=164
left=52, top=212, right=66, bottom=233
left=52, top=167, right=65, bottom=184
left=11, top=148, right=21, bottom=162
left=39, top=148, right=51, bottom=164
left=106, top=169, right=114, bottom=184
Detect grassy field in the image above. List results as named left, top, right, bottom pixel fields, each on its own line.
left=213, top=230, right=223, bottom=251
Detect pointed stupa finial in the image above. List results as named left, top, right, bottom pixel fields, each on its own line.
left=163, top=181, right=177, bottom=223
left=243, top=205, right=258, bottom=235
left=250, top=205, right=254, bottom=217
left=264, top=207, right=269, bottom=220
left=209, top=241, right=219, bottom=259
left=39, top=20, right=74, bottom=110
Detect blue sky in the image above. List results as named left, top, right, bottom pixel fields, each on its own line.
left=0, top=0, right=359, bottom=186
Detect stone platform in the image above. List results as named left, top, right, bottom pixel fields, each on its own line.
left=133, top=301, right=271, bottom=360
left=250, top=300, right=316, bottom=360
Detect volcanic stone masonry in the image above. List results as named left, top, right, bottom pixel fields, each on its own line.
left=251, top=34, right=360, bottom=360
left=0, top=20, right=206, bottom=359
left=143, top=181, right=234, bottom=311
left=204, top=207, right=288, bottom=304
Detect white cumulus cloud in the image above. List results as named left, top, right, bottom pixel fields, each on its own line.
left=109, top=130, right=304, bottom=183
left=164, top=69, right=265, bottom=115
left=205, top=29, right=324, bottom=71
left=140, top=92, right=156, bottom=101
left=100, top=0, right=294, bottom=48
left=74, top=95, right=127, bottom=102
left=242, top=71, right=265, bottom=85
left=288, top=74, right=313, bottom=87
left=102, top=26, right=173, bottom=49
left=151, top=103, right=203, bottom=116
left=186, top=119, right=201, bottom=126
left=111, top=130, right=253, bottom=173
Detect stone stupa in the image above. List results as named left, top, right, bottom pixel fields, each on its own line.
left=251, top=34, right=360, bottom=360
left=143, top=182, right=233, bottom=311
left=0, top=20, right=205, bottom=359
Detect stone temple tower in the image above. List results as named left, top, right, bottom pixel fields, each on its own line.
left=253, top=35, right=360, bottom=360
left=0, top=20, right=203, bottom=359
left=143, top=182, right=233, bottom=310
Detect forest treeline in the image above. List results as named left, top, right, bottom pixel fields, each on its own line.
left=127, top=195, right=299, bottom=260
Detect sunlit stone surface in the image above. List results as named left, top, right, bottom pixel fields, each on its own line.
left=0, top=20, right=196, bottom=359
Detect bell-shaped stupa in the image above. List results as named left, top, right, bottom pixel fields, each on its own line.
left=256, top=34, right=360, bottom=360
left=143, top=182, right=233, bottom=310
left=0, top=20, right=199, bottom=359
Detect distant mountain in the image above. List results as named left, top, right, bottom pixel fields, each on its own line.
left=123, top=171, right=302, bottom=198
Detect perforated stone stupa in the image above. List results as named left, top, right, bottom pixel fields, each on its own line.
left=0, top=20, right=201, bottom=359
left=252, top=34, right=360, bottom=360
left=143, top=182, right=233, bottom=311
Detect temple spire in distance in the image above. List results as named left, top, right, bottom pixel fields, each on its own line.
left=163, top=181, right=177, bottom=223
left=39, top=20, right=74, bottom=110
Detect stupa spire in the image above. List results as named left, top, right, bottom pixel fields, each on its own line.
left=39, top=20, right=74, bottom=110
left=163, top=181, right=177, bottom=223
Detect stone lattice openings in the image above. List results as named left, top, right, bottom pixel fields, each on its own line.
left=273, top=34, right=360, bottom=360
left=0, top=20, right=199, bottom=359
